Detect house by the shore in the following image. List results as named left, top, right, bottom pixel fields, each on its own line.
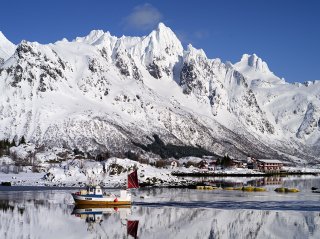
left=170, top=160, right=179, bottom=169
left=256, top=159, right=283, bottom=173
left=231, top=159, right=245, bottom=168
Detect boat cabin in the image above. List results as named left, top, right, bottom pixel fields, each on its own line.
left=87, top=186, right=103, bottom=195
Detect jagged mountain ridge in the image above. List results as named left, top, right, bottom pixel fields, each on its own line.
left=0, top=23, right=319, bottom=163
left=0, top=31, right=15, bottom=65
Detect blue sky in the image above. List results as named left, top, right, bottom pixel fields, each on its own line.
left=0, top=0, right=319, bottom=82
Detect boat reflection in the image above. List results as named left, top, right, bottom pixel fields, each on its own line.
left=127, top=220, right=139, bottom=239
left=72, top=205, right=139, bottom=238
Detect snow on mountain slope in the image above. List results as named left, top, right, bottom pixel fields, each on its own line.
left=0, top=31, right=15, bottom=65
left=0, top=23, right=319, bottom=163
left=235, top=53, right=285, bottom=87
left=234, top=54, right=320, bottom=147
left=180, top=45, right=275, bottom=135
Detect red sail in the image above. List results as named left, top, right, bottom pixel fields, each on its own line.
left=127, top=220, right=139, bottom=239
left=127, top=170, right=139, bottom=189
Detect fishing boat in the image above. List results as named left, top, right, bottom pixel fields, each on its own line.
left=72, top=170, right=139, bottom=205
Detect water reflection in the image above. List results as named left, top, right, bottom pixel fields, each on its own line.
left=72, top=205, right=138, bottom=238
left=183, top=176, right=285, bottom=189
left=186, top=175, right=320, bottom=189
left=0, top=176, right=320, bottom=238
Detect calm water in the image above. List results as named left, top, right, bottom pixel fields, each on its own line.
left=1, top=176, right=320, bottom=239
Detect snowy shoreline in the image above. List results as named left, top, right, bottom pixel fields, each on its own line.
left=172, top=171, right=320, bottom=177
left=1, top=164, right=319, bottom=188
left=1, top=144, right=320, bottom=188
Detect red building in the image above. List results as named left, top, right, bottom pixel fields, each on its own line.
left=256, top=159, right=283, bottom=173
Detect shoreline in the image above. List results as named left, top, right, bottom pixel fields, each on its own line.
left=172, top=172, right=320, bottom=177
left=1, top=172, right=320, bottom=190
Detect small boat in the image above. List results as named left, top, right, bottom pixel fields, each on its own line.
left=72, top=170, right=139, bottom=205
left=311, top=187, right=320, bottom=193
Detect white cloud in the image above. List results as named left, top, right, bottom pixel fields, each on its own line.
left=123, top=3, right=163, bottom=31
left=176, top=29, right=210, bottom=46
left=175, top=30, right=193, bottom=45
left=194, top=30, right=209, bottom=39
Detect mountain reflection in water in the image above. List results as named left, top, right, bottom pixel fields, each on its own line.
left=72, top=205, right=138, bottom=238
left=0, top=176, right=320, bottom=238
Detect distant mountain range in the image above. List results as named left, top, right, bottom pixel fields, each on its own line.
left=0, top=23, right=319, bottom=164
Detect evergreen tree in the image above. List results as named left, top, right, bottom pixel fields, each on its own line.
left=10, top=140, right=15, bottom=147
left=221, top=155, right=233, bottom=168
left=19, top=136, right=26, bottom=145
left=0, top=139, right=13, bottom=156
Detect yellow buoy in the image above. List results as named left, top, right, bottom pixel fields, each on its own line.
left=275, top=187, right=286, bottom=192
left=285, top=188, right=300, bottom=193
left=275, top=187, right=299, bottom=193
left=223, top=187, right=234, bottom=190
left=196, top=185, right=217, bottom=190
left=242, top=186, right=255, bottom=192
left=254, top=187, right=267, bottom=192
left=204, top=186, right=214, bottom=190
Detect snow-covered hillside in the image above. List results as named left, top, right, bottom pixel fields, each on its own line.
left=0, top=23, right=319, bottom=164
left=0, top=31, right=15, bottom=65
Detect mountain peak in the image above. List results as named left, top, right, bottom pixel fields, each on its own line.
left=187, top=44, right=206, bottom=54
left=74, top=29, right=112, bottom=45
left=185, top=44, right=207, bottom=61
left=151, top=22, right=180, bottom=42
left=154, top=22, right=175, bottom=35
left=0, top=31, right=14, bottom=46
left=135, top=22, right=183, bottom=64
left=239, top=53, right=270, bottom=73
left=235, top=53, right=285, bottom=85
left=0, top=31, right=6, bottom=40
left=0, top=31, right=16, bottom=62
left=156, top=22, right=167, bottom=31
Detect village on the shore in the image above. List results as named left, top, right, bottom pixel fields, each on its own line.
left=171, top=157, right=284, bottom=173
left=0, top=142, right=320, bottom=187
left=167, top=155, right=319, bottom=176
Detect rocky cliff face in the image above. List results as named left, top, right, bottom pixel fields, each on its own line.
left=0, top=23, right=319, bottom=163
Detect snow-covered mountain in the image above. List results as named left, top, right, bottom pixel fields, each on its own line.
left=0, top=23, right=319, bottom=164
left=0, top=31, right=15, bottom=65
